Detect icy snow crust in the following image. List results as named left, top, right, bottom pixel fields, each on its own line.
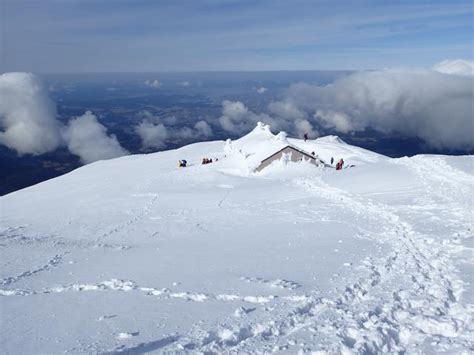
left=1, top=124, right=473, bottom=354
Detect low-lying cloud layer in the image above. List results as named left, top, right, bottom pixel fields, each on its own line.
left=135, top=119, right=168, bottom=149
left=216, top=65, right=474, bottom=150
left=218, top=100, right=318, bottom=140
left=144, top=79, right=161, bottom=88
left=135, top=111, right=213, bottom=150
left=63, top=111, right=129, bottom=164
left=0, top=72, right=129, bottom=163
left=281, top=69, right=474, bottom=150
left=433, top=59, right=473, bottom=76
left=0, top=73, right=62, bottom=155
left=2, top=64, right=472, bottom=164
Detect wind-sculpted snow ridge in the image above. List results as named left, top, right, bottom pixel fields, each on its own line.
left=0, top=123, right=472, bottom=354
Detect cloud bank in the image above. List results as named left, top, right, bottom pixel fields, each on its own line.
left=144, top=79, right=161, bottom=88
left=0, top=72, right=129, bottom=163
left=218, top=100, right=317, bottom=139
left=433, top=59, right=474, bottom=76
left=217, top=66, right=473, bottom=150
left=280, top=69, right=474, bottom=149
left=0, top=72, right=62, bottom=155
left=135, top=111, right=213, bottom=150
left=63, top=111, right=129, bottom=164
left=135, top=120, right=168, bottom=149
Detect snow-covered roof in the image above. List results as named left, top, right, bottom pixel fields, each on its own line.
left=259, top=145, right=316, bottom=165
left=222, top=122, right=385, bottom=173
left=224, top=122, right=293, bottom=171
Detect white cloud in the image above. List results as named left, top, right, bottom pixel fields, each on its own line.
left=0, top=72, right=62, bottom=155
left=433, top=59, right=474, bottom=76
left=279, top=69, right=474, bottom=150
left=144, top=79, right=161, bottom=88
left=134, top=113, right=213, bottom=149
left=267, top=101, right=306, bottom=121
left=174, top=126, right=195, bottom=140
left=177, top=81, right=191, bottom=87
left=194, top=120, right=213, bottom=137
left=314, top=110, right=354, bottom=133
left=63, top=111, right=129, bottom=164
left=256, top=86, right=267, bottom=94
left=294, top=119, right=318, bottom=139
left=135, top=120, right=168, bottom=149
left=218, top=99, right=321, bottom=140
left=218, top=100, right=275, bottom=134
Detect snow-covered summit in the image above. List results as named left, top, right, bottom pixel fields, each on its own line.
left=222, top=122, right=385, bottom=174
left=1, top=122, right=473, bottom=354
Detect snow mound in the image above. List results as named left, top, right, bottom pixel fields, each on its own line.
left=221, top=123, right=385, bottom=175
left=433, top=59, right=474, bottom=76
left=223, top=122, right=295, bottom=173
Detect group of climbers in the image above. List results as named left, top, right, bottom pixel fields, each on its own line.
left=179, top=136, right=348, bottom=171
left=329, top=156, right=345, bottom=170
left=178, top=157, right=220, bottom=167
left=202, top=157, right=217, bottom=165
left=180, top=155, right=347, bottom=170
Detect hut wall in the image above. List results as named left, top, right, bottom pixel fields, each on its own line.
left=256, top=146, right=315, bottom=172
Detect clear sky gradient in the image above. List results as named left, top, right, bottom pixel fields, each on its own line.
left=1, top=0, right=473, bottom=73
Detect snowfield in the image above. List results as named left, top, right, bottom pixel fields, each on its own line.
left=1, top=123, right=473, bottom=354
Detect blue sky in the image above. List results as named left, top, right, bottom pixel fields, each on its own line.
left=1, top=0, right=473, bottom=73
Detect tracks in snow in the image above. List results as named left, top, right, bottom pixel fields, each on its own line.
left=96, top=193, right=159, bottom=242
left=0, top=277, right=306, bottom=305
left=290, top=176, right=471, bottom=353
left=172, top=172, right=473, bottom=353
left=0, top=254, right=64, bottom=286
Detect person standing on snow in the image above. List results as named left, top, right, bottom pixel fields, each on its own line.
left=331, top=157, right=334, bottom=165
left=304, top=133, right=308, bottom=142
left=336, top=158, right=344, bottom=170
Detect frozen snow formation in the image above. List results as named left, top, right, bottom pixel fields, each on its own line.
left=1, top=122, right=473, bottom=354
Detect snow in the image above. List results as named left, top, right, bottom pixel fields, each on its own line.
left=1, top=123, right=473, bottom=354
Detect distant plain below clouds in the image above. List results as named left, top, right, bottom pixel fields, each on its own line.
left=0, top=72, right=129, bottom=163
left=1, top=59, right=473, bottom=167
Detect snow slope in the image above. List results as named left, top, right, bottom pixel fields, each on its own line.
left=1, top=124, right=473, bottom=354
